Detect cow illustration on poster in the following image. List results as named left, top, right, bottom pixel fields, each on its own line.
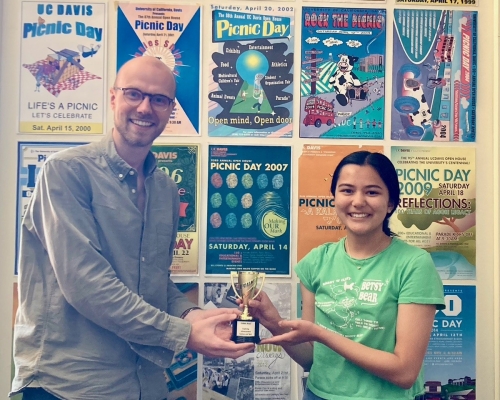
left=391, top=10, right=477, bottom=142
left=299, top=7, right=386, bottom=139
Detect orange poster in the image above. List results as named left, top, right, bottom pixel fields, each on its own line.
left=297, top=144, right=383, bottom=262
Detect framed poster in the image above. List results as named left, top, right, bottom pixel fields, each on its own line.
left=208, top=3, right=294, bottom=138
left=19, top=2, right=106, bottom=134
left=391, top=146, right=476, bottom=280
left=417, top=285, right=476, bottom=399
left=16, top=142, right=86, bottom=273
left=206, top=145, right=291, bottom=275
left=151, top=144, right=200, bottom=275
left=117, top=3, right=201, bottom=136
left=202, top=282, right=291, bottom=399
left=298, top=144, right=383, bottom=261
left=391, top=10, right=477, bottom=141
left=299, top=7, right=386, bottom=139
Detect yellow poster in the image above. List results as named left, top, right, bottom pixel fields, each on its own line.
left=391, top=146, right=476, bottom=280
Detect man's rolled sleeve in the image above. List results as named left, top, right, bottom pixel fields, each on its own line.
left=129, top=316, right=191, bottom=368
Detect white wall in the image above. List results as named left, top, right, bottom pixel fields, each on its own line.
left=0, top=0, right=498, bottom=399
left=494, top=0, right=500, bottom=398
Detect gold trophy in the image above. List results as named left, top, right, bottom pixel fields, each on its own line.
left=230, top=271, right=266, bottom=343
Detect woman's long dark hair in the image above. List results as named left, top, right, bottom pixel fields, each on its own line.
left=330, top=151, right=400, bottom=237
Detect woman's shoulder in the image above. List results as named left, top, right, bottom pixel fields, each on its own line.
left=316, top=240, right=344, bottom=253
left=387, top=238, right=436, bottom=274
left=295, top=241, right=345, bottom=286
left=303, top=240, right=345, bottom=261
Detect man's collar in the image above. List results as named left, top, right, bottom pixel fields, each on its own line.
left=100, top=131, right=157, bottom=181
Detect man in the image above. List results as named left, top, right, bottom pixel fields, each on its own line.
left=11, top=56, right=254, bottom=400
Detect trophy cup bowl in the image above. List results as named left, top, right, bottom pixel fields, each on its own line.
left=230, top=271, right=265, bottom=343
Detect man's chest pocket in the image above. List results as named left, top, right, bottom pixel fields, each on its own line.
left=92, top=200, right=142, bottom=252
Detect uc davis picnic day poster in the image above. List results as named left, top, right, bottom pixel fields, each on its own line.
left=391, top=146, right=476, bottom=280
left=19, top=2, right=106, bottom=134
left=208, top=4, right=294, bottom=138
left=299, top=7, right=386, bottom=139
left=117, top=3, right=201, bottom=136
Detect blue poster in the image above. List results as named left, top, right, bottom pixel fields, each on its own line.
left=208, top=4, right=294, bottom=138
left=392, top=10, right=477, bottom=142
left=206, top=145, right=291, bottom=275
left=16, top=142, right=86, bottom=274
left=116, top=3, right=201, bottom=136
left=416, top=285, right=476, bottom=399
left=299, top=7, right=386, bottom=139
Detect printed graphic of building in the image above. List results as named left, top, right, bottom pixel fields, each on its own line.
left=415, top=380, right=442, bottom=400
left=434, top=35, right=456, bottom=64
left=358, top=54, right=384, bottom=73
left=447, top=376, right=476, bottom=400
left=415, top=377, right=476, bottom=400
left=448, top=376, right=475, bottom=386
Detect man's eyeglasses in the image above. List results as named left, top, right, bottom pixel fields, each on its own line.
left=114, top=87, right=174, bottom=111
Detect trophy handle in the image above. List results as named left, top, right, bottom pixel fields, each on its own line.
left=230, top=271, right=242, bottom=300
left=252, top=273, right=266, bottom=300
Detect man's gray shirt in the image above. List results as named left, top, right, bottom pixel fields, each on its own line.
left=11, top=134, right=196, bottom=400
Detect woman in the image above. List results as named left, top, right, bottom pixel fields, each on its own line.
left=248, top=151, right=444, bottom=399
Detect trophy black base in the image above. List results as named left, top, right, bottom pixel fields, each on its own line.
left=231, top=318, right=261, bottom=344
